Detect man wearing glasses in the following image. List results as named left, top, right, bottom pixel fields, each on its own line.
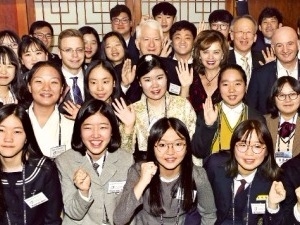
left=57, top=29, right=85, bottom=116
left=110, top=4, right=139, bottom=64
left=228, top=15, right=265, bottom=87
left=29, top=20, right=61, bottom=67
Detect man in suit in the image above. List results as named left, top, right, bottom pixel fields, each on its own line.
left=247, top=26, right=299, bottom=114
left=252, top=7, right=283, bottom=52
left=228, top=15, right=264, bottom=86
left=58, top=29, right=85, bottom=114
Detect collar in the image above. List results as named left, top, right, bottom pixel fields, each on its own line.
left=279, top=113, right=298, bottom=125
left=221, top=101, right=244, bottom=114
left=234, top=50, right=251, bottom=59
left=276, top=59, right=298, bottom=77
left=264, top=37, right=271, bottom=45
left=86, top=151, right=108, bottom=165
left=173, top=55, right=193, bottom=64
left=61, top=66, right=84, bottom=80
left=235, top=169, right=257, bottom=184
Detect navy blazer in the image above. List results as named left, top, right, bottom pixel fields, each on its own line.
left=204, top=152, right=282, bottom=225
left=280, top=154, right=300, bottom=225
left=246, top=59, right=300, bottom=115
left=227, top=50, right=264, bottom=72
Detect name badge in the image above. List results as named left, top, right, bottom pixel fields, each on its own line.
left=169, top=83, right=181, bottom=95
left=50, top=145, right=66, bottom=158
left=275, top=151, right=292, bottom=167
left=256, top=195, right=268, bottom=201
left=251, top=203, right=265, bottom=214
left=108, top=181, right=126, bottom=193
left=176, top=188, right=197, bottom=202
left=25, top=192, right=48, bottom=208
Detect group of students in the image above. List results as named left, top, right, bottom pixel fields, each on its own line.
left=1, top=1, right=300, bottom=225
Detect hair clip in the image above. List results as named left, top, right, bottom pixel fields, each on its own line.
left=145, top=55, right=153, bottom=62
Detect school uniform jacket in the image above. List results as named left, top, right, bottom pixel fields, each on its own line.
left=55, top=149, right=134, bottom=225
left=265, top=114, right=300, bottom=157
left=204, top=152, right=282, bottom=225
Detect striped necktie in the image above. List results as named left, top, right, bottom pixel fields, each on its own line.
left=70, top=77, right=83, bottom=104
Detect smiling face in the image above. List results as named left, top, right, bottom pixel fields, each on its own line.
left=271, top=27, right=298, bottom=66
left=139, top=67, right=167, bottom=103
left=230, top=18, right=257, bottom=56
left=21, top=44, right=48, bottom=70
left=154, top=128, right=186, bottom=176
left=83, top=33, right=98, bottom=62
left=104, top=35, right=125, bottom=65
left=235, top=130, right=267, bottom=176
left=59, top=37, right=85, bottom=74
left=219, top=68, right=246, bottom=108
left=172, top=29, right=194, bottom=60
left=28, top=65, right=63, bottom=108
left=88, top=65, right=115, bottom=102
left=136, top=26, right=163, bottom=56
left=275, top=82, right=300, bottom=119
left=0, top=55, right=16, bottom=86
left=81, top=112, right=112, bottom=161
left=111, top=12, right=132, bottom=39
left=259, top=17, right=282, bottom=40
left=0, top=115, right=26, bottom=162
left=199, top=41, right=224, bottom=70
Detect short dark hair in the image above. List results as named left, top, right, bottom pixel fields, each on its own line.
left=18, top=35, right=49, bottom=59
left=0, top=30, right=21, bottom=45
left=169, top=20, right=197, bottom=40
left=71, top=99, right=121, bottom=155
left=110, top=4, right=132, bottom=20
left=18, top=61, right=66, bottom=109
left=208, top=9, right=233, bottom=24
left=268, top=76, right=300, bottom=118
left=84, top=59, right=123, bottom=102
left=226, top=120, right=279, bottom=180
left=136, top=54, right=169, bottom=81
left=29, top=20, right=54, bottom=35
left=147, top=117, right=194, bottom=215
left=258, top=7, right=283, bottom=25
left=193, top=30, right=229, bottom=75
left=152, top=2, right=177, bottom=17
left=218, top=64, right=247, bottom=88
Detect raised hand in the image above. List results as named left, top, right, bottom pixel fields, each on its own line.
left=112, top=98, right=136, bottom=134
left=176, top=59, right=193, bottom=88
left=160, top=37, right=172, bottom=58
left=63, top=100, right=81, bottom=120
left=259, top=47, right=276, bottom=65
left=268, top=181, right=286, bottom=209
left=73, top=168, right=91, bottom=197
left=121, top=59, right=136, bottom=88
left=197, top=20, right=208, bottom=35
left=203, top=96, right=218, bottom=126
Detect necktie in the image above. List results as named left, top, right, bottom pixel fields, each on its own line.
left=235, top=179, right=246, bottom=197
left=241, top=57, right=251, bottom=80
left=93, top=162, right=100, bottom=176
left=70, top=77, right=83, bottom=105
left=279, top=122, right=296, bottom=138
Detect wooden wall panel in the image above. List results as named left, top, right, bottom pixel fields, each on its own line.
left=248, top=0, right=299, bottom=30
left=0, top=0, right=18, bottom=32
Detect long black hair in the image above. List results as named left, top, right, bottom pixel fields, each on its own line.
left=146, top=117, right=195, bottom=216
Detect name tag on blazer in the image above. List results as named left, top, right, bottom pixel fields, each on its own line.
left=25, top=192, right=48, bottom=208
left=108, top=181, right=126, bottom=193
left=256, top=195, right=268, bottom=201
left=251, top=203, right=266, bottom=214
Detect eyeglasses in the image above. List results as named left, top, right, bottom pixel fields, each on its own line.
left=112, top=18, right=130, bottom=25
left=232, top=31, right=255, bottom=38
left=235, top=142, right=266, bottom=154
left=211, top=23, right=229, bottom=30
left=34, top=33, right=52, bottom=39
left=155, top=141, right=186, bottom=153
left=60, top=48, right=84, bottom=55
left=276, top=92, right=299, bottom=101
left=1, top=42, right=18, bottom=49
